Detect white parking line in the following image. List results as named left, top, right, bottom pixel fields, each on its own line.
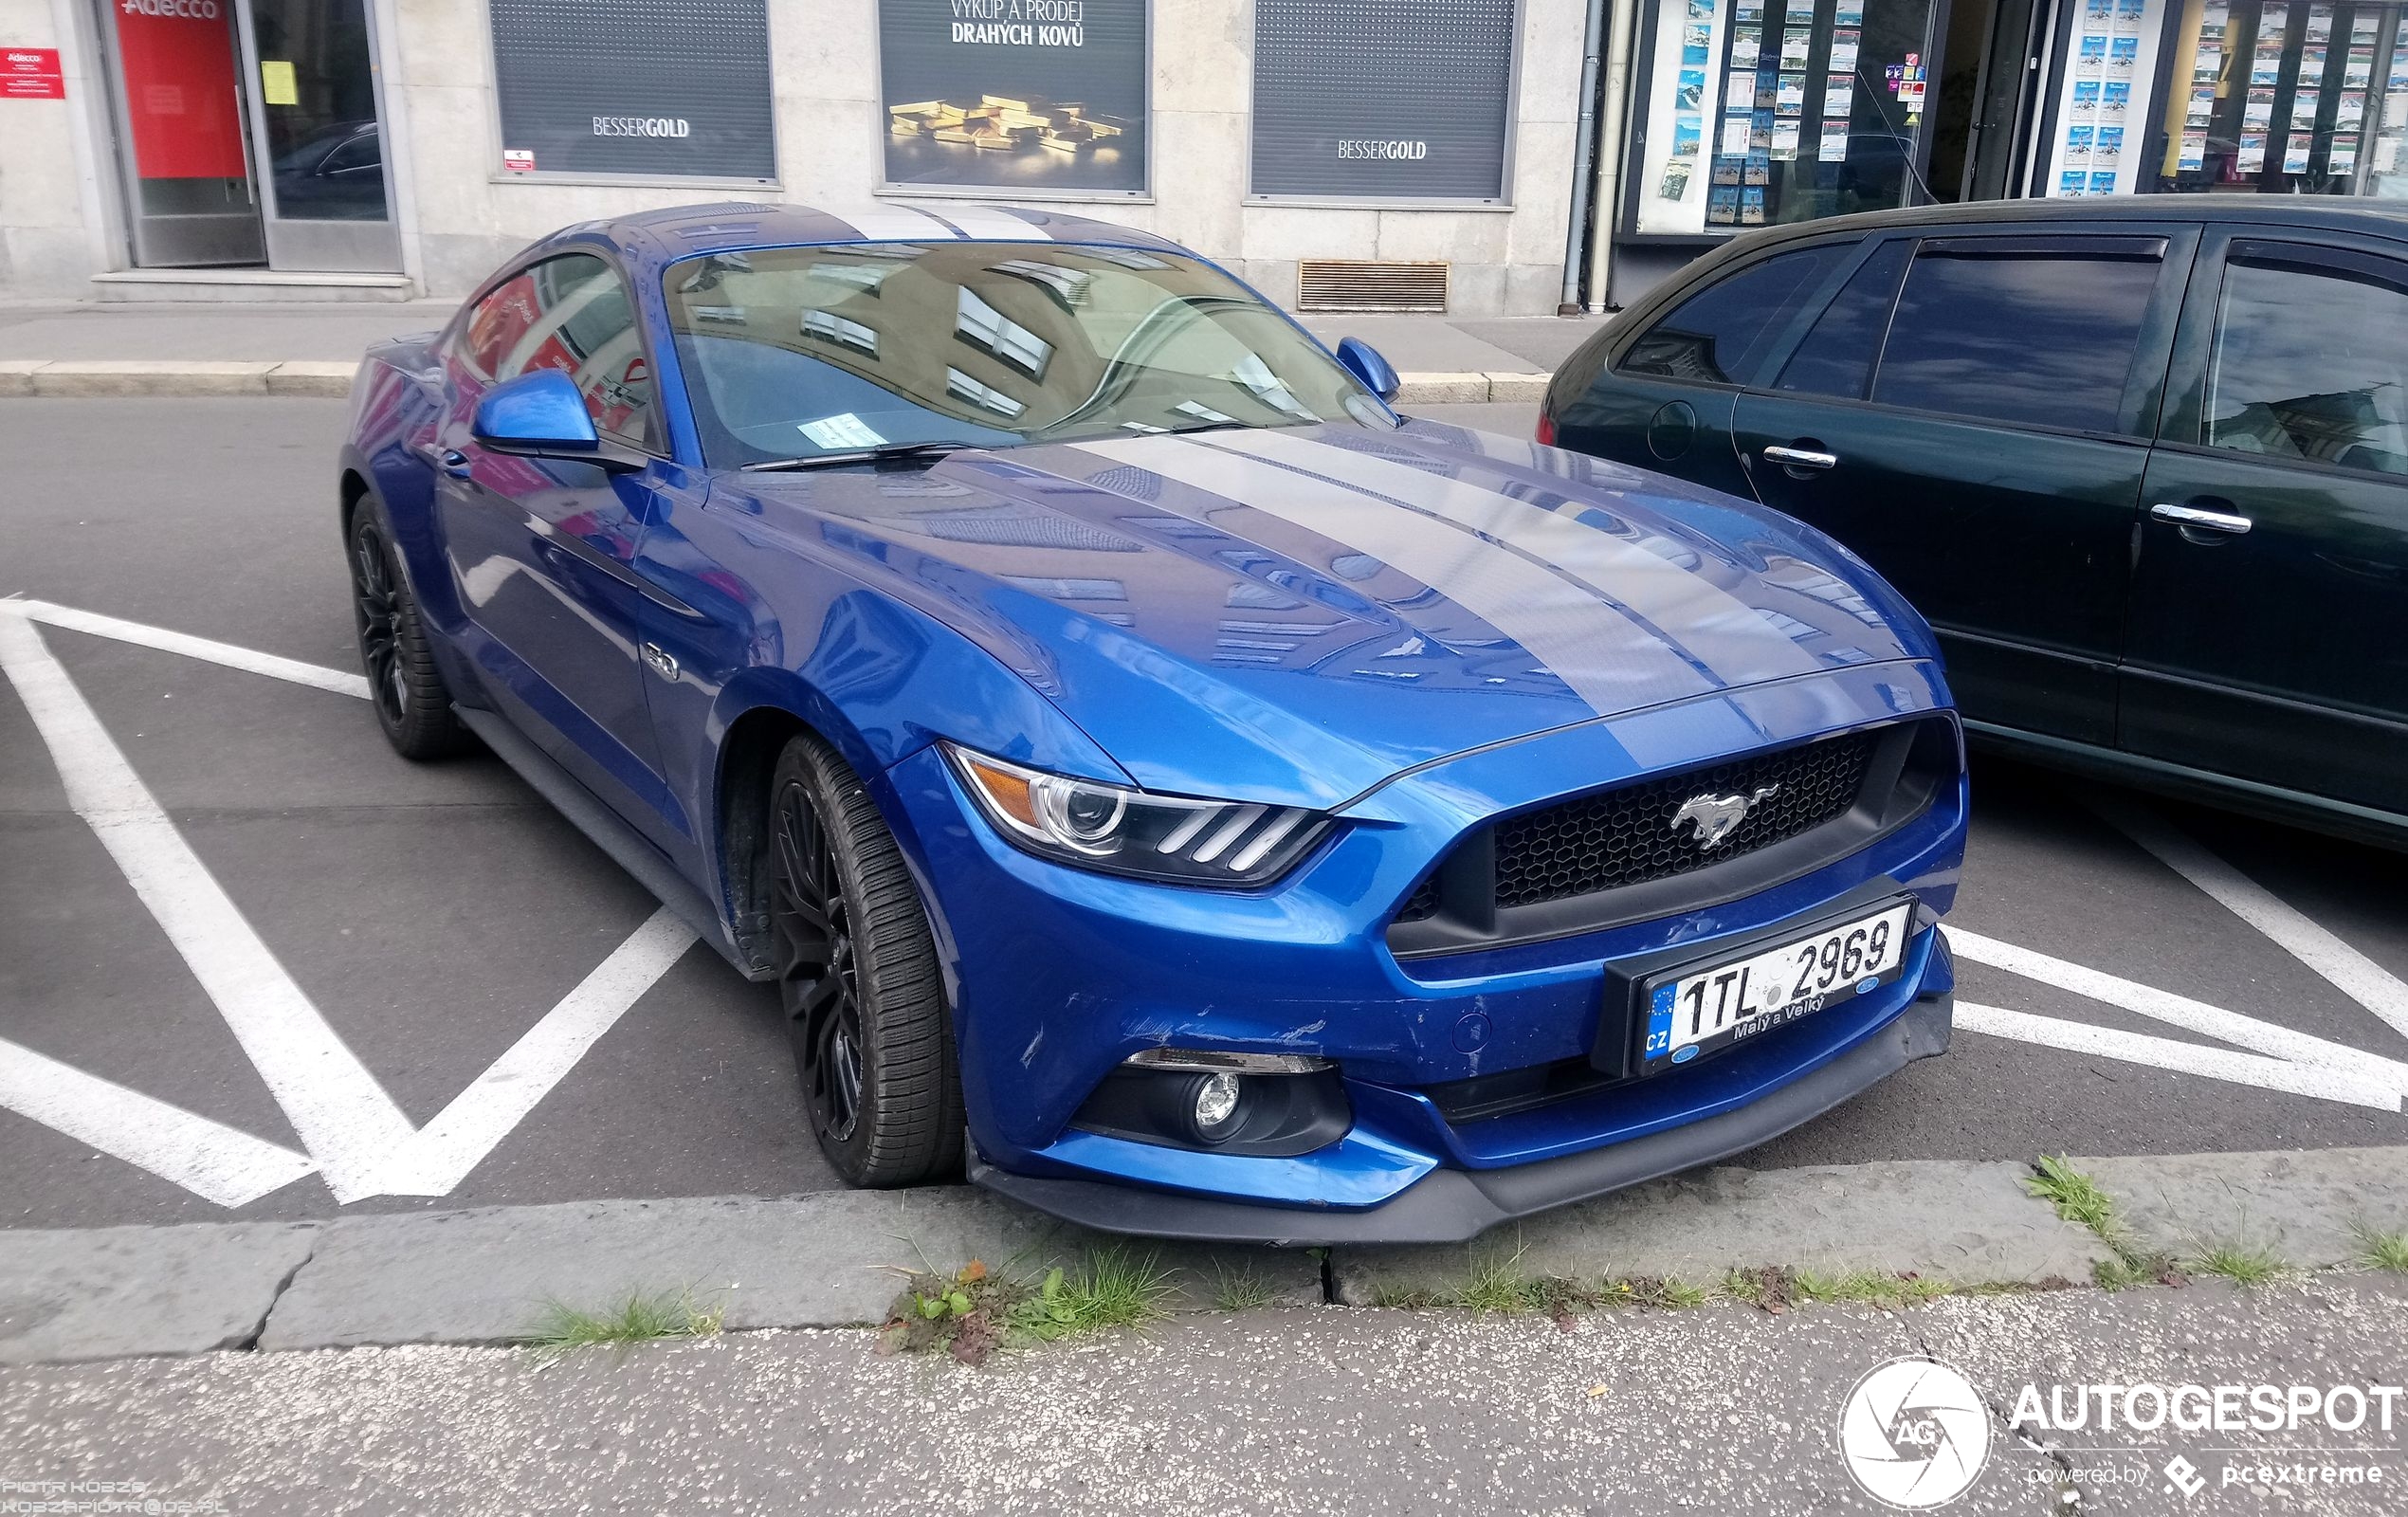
left=1945, top=926, right=2408, bottom=1096
left=0, top=597, right=370, bottom=700
left=364, top=906, right=696, bottom=1197
left=2094, top=797, right=2408, bottom=1045
left=0, top=1036, right=319, bottom=1208
left=0, top=612, right=418, bottom=1201
left=1955, top=1003, right=2400, bottom=1110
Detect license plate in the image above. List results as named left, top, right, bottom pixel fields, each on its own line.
left=1636, top=901, right=1915, bottom=1075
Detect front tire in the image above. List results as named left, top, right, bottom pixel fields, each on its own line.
left=349, top=506, right=470, bottom=760
left=768, top=734, right=964, bottom=1187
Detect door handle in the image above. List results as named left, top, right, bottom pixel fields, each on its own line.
left=415, top=443, right=471, bottom=479
left=1761, top=444, right=1838, bottom=470
left=2150, top=503, right=2253, bottom=536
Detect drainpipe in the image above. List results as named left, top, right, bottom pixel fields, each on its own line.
left=1559, top=0, right=1611, bottom=313
left=1584, top=0, right=1641, bottom=311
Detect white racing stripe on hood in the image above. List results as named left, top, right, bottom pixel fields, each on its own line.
left=1222, top=429, right=1823, bottom=684
left=828, top=205, right=961, bottom=241
left=1067, top=437, right=1718, bottom=715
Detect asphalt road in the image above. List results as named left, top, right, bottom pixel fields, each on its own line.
left=2, top=398, right=2402, bottom=1231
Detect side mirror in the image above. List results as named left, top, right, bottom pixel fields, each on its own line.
left=1334, top=337, right=1401, bottom=404
left=472, top=369, right=642, bottom=472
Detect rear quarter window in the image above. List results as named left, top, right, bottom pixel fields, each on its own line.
left=1619, top=243, right=1853, bottom=385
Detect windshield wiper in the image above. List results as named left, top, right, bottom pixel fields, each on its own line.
left=741, top=441, right=978, bottom=472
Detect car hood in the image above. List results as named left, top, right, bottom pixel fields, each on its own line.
left=724, top=420, right=1932, bottom=811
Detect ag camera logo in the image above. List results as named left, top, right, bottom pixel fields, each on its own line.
left=1838, top=1356, right=1994, bottom=1508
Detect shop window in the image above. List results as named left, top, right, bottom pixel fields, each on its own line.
left=1774, top=238, right=1910, bottom=397
left=1632, top=0, right=1935, bottom=236
left=2155, top=0, right=2408, bottom=196
left=1870, top=245, right=2161, bottom=432
left=1623, top=244, right=1852, bottom=384
left=2203, top=249, right=2408, bottom=475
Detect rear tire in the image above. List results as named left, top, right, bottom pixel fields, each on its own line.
left=349, top=505, right=471, bottom=760
left=767, top=734, right=964, bottom=1187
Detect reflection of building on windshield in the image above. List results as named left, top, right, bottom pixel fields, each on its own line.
left=1233, top=353, right=1314, bottom=419
left=994, top=259, right=1092, bottom=308
left=946, top=367, right=1026, bottom=417
left=2214, top=385, right=2408, bottom=472
left=956, top=286, right=1054, bottom=378
left=810, top=262, right=896, bottom=295
left=803, top=309, right=878, bottom=356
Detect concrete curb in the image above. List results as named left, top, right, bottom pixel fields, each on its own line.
left=5, top=1147, right=2399, bottom=1366
left=0, top=360, right=1543, bottom=406
left=0, top=358, right=360, bottom=398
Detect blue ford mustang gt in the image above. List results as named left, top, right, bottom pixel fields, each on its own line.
left=337, top=202, right=1967, bottom=1243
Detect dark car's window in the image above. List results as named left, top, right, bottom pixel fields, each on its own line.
left=661, top=243, right=1382, bottom=467
left=1870, top=242, right=2162, bottom=433
left=457, top=253, right=656, bottom=448
left=2204, top=249, right=2408, bottom=478
left=1619, top=244, right=1852, bottom=386
left=1774, top=240, right=1910, bottom=399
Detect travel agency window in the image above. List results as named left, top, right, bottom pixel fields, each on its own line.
left=2145, top=0, right=2408, bottom=193
left=1624, top=0, right=1942, bottom=240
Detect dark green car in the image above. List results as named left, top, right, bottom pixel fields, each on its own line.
left=1542, top=198, right=2408, bottom=847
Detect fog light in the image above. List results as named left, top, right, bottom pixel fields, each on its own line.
left=1192, top=1071, right=1242, bottom=1136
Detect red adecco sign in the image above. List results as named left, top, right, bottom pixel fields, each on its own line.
left=3, top=46, right=65, bottom=99
left=106, top=4, right=248, bottom=177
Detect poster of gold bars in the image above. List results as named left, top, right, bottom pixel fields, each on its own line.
left=880, top=0, right=1148, bottom=193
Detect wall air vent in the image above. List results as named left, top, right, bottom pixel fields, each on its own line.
left=1296, top=259, right=1449, bottom=313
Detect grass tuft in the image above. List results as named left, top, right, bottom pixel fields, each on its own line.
left=1792, top=1269, right=1951, bottom=1307
left=522, top=1290, right=723, bottom=1362
left=1454, top=1247, right=1539, bottom=1315
left=1211, top=1260, right=1278, bottom=1311
left=2350, top=1223, right=2408, bottom=1275
left=1017, top=1246, right=1178, bottom=1339
left=2188, top=1240, right=2288, bottom=1287
left=2026, top=1154, right=2120, bottom=1239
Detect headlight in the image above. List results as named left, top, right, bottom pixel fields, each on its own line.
left=941, top=743, right=1330, bottom=886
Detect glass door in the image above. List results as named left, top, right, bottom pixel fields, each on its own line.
left=98, top=0, right=266, bottom=266
left=2154, top=0, right=2408, bottom=195
left=233, top=0, right=402, bottom=271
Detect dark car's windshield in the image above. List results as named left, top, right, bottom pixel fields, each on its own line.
left=663, top=241, right=1387, bottom=467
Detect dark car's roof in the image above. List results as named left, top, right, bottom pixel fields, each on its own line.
left=1722, top=193, right=2408, bottom=253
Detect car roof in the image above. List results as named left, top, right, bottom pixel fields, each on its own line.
left=522, top=201, right=1192, bottom=284
left=1724, top=193, right=2408, bottom=250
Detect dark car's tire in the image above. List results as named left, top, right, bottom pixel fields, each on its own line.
left=768, top=734, right=964, bottom=1187
left=349, top=505, right=472, bottom=760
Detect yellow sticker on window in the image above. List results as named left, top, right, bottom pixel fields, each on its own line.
left=260, top=61, right=298, bottom=106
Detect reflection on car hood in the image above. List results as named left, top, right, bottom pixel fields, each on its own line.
left=725, top=419, right=1933, bottom=810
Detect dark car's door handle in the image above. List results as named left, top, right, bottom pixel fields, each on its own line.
left=415, top=443, right=471, bottom=479
left=1761, top=444, right=1838, bottom=470
left=2151, top=502, right=2253, bottom=536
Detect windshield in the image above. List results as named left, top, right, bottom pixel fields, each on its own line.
left=662, top=241, right=1389, bottom=466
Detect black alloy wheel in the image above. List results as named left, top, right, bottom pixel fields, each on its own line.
left=348, top=505, right=470, bottom=759
left=765, top=735, right=963, bottom=1187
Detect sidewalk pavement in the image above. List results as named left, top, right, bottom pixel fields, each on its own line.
left=4, top=1273, right=2402, bottom=1514
left=0, top=302, right=1606, bottom=404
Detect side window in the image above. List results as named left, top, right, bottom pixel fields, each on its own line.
left=2203, top=248, right=2408, bottom=477
left=1870, top=240, right=2162, bottom=433
left=457, top=254, right=657, bottom=448
left=1774, top=240, right=1911, bottom=399
left=1619, top=244, right=1852, bottom=386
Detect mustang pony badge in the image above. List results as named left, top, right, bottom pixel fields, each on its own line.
left=1669, top=786, right=1779, bottom=850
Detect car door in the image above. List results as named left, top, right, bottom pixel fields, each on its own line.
left=1552, top=237, right=1865, bottom=503
left=1727, top=226, right=2195, bottom=745
left=429, top=252, right=688, bottom=843
left=2121, top=228, right=2408, bottom=817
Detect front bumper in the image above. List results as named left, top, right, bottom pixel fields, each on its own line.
left=876, top=663, right=1968, bottom=1243
left=973, top=984, right=1954, bottom=1245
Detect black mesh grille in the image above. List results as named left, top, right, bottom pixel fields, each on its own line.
left=1491, top=732, right=1877, bottom=908
left=1396, top=875, right=1440, bottom=923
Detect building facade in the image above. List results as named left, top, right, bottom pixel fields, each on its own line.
left=0, top=0, right=1587, bottom=312
left=4, top=0, right=2402, bottom=314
